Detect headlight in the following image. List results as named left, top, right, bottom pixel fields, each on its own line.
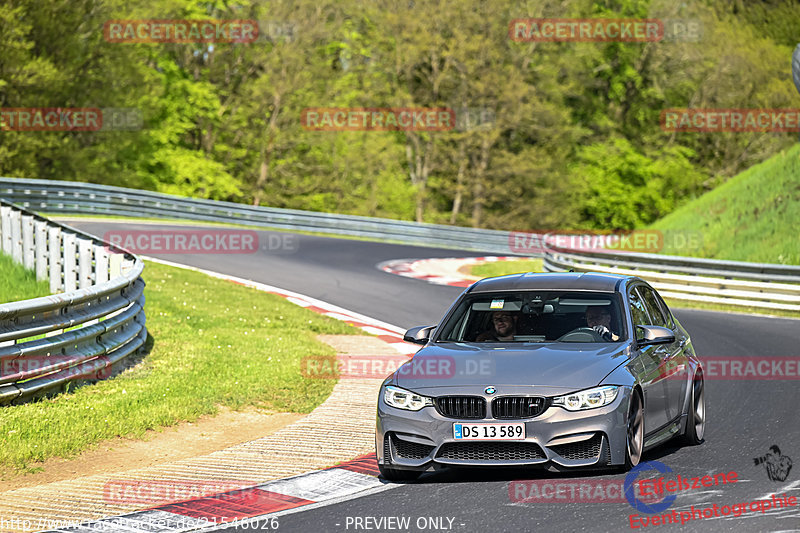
left=552, top=386, right=619, bottom=411
left=383, top=385, right=433, bottom=411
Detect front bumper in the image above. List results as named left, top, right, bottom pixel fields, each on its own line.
left=376, top=387, right=632, bottom=470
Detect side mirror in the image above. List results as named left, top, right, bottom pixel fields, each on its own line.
left=404, top=325, right=436, bottom=345
left=636, top=325, right=676, bottom=347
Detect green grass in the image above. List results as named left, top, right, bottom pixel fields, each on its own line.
left=0, top=253, right=51, bottom=304
left=0, top=260, right=361, bottom=474
left=470, top=259, right=543, bottom=279
left=649, top=144, right=800, bottom=265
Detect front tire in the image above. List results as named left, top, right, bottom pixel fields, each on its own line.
left=379, top=464, right=422, bottom=482
left=679, top=372, right=705, bottom=446
left=623, top=390, right=644, bottom=471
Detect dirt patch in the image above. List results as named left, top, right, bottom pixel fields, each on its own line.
left=0, top=407, right=303, bottom=492
left=457, top=263, right=481, bottom=279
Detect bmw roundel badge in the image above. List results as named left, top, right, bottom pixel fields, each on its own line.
left=485, top=386, right=496, bottom=395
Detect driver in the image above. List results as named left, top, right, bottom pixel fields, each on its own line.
left=476, top=311, right=517, bottom=341
left=585, top=306, right=620, bottom=341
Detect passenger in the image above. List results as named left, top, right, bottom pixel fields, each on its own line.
left=476, top=311, right=518, bottom=341
left=585, top=306, right=620, bottom=341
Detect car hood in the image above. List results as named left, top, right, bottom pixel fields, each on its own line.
left=392, top=342, right=630, bottom=396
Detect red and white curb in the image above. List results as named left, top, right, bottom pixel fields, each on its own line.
left=378, top=256, right=519, bottom=288
left=42, top=454, right=384, bottom=532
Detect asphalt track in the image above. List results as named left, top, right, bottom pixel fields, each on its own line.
left=67, top=221, right=800, bottom=533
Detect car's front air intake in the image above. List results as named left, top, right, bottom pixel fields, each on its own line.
left=548, top=434, right=604, bottom=460
left=436, top=442, right=546, bottom=461
left=434, top=396, right=486, bottom=419
left=492, top=396, right=548, bottom=419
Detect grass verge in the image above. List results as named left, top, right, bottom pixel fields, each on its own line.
left=0, top=253, right=51, bottom=304
left=0, top=260, right=361, bottom=475
left=649, top=144, right=800, bottom=265
left=470, top=259, right=543, bottom=279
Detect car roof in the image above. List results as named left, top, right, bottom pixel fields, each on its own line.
left=467, top=271, right=637, bottom=293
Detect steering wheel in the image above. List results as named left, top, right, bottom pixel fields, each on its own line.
left=557, top=327, right=606, bottom=342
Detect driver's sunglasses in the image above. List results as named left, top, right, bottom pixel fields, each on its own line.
left=493, top=314, right=513, bottom=323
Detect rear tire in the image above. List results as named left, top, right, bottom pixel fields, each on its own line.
left=623, top=390, right=644, bottom=471
left=379, top=464, right=422, bottom=482
left=678, top=373, right=705, bottom=446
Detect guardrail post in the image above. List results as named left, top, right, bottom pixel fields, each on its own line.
left=35, top=220, right=48, bottom=282
left=22, top=215, right=34, bottom=269
left=63, top=232, right=77, bottom=293
left=10, top=210, right=22, bottom=263
left=95, top=244, right=109, bottom=284
left=0, top=205, right=10, bottom=255
left=48, top=226, right=62, bottom=293
left=109, top=253, right=122, bottom=279
left=77, top=238, right=93, bottom=289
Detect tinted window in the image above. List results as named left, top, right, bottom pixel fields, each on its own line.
left=640, top=286, right=668, bottom=327
left=654, top=291, right=675, bottom=328
left=629, top=287, right=650, bottom=328
left=436, top=291, right=625, bottom=343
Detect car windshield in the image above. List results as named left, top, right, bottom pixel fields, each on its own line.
left=435, top=291, right=626, bottom=343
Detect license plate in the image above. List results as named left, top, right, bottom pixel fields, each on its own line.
left=453, top=423, right=525, bottom=440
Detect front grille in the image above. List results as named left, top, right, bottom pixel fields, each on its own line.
left=434, top=396, right=486, bottom=419
left=548, top=434, right=603, bottom=460
left=384, top=434, right=392, bottom=465
left=437, top=442, right=545, bottom=461
left=390, top=434, right=435, bottom=460
left=492, top=396, right=547, bottom=419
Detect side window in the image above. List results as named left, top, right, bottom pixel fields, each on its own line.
left=628, top=288, right=650, bottom=335
left=438, top=300, right=470, bottom=341
left=654, top=292, right=675, bottom=329
left=640, top=287, right=668, bottom=328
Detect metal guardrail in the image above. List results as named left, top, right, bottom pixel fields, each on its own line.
left=543, top=240, right=800, bottom=312
left=0, top=178, right=514, bottom=254
left=0, top=177, right=798, bottom=312
left=0, top=199, right=146, bottom=405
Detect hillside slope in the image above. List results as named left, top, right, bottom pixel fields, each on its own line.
left=650, top=144, right=800, bottom=265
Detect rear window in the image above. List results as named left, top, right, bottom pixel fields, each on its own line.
left=435, top=291, right=626, bottom=343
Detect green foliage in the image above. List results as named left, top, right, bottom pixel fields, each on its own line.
left=0, top=0, right=798, bottom=230
left=569, top=138, right=703, bottom=228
